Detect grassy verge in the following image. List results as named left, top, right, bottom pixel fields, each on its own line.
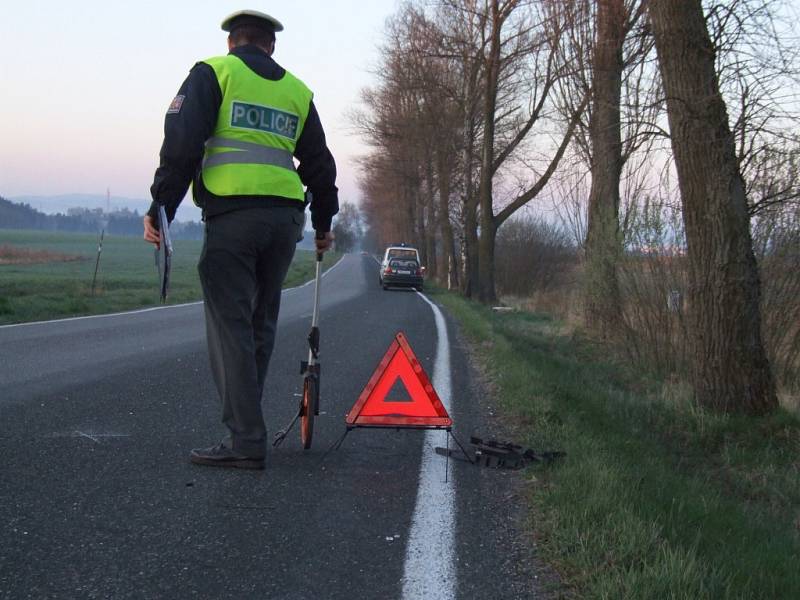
left=0, top=229, right=338, bottom=325
left=428, top=287, right=800, bottom=599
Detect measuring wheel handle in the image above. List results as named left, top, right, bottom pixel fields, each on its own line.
left=298, top=230, right=324, bottom=450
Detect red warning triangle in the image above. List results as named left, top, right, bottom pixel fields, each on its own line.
left=346, top=332, right=452, bottom=429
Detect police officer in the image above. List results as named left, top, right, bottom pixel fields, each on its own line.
left=143, top=10, right=338, bottom=470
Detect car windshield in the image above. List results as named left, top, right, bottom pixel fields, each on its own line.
left=388, top=249, right=418, bottom=260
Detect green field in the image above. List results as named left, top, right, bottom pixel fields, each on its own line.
left=0, top=229, right=338, bottom=325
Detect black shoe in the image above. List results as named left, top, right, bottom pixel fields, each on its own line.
left=189, top=442, right=265, bottom=470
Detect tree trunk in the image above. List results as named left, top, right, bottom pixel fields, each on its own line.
left=460, top=57, right=480, bottom=298
left=437, top=148, right=459, bottom=289
left=425, top=203, right=438, bottom=278
left=477, top=0, right=502, bottom=305
left=650, top=0, right=777, bottom=414
left=478, top=218, right=497, bottom=303
left=463, top=193, right=480, bottom=298
left=424, top=161, right=438, bottom=279
left=402, top=183, right=415, bottom=245
left=413, top=173, right=426, bottom=256
left=584, top=0, right=625, bottom=336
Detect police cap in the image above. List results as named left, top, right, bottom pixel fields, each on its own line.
left=221, top=10, right=284, bottom=33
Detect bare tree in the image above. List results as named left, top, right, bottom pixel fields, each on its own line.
left=332, top=202, right=363, bottom=253
left=355, top=5, right=469, bottom=285
left=407, top=9, right=465, bottom=284
left=552, top=0, right=655, bottom=337
left=583, top=0, right=627, bottom=336
left=435, top=0, right=490, bottom=296
left=649, top=0, right=778, bottom=414
left=471, top=0, right=588, bottom=303
left=352, top=10, right=437, bottom=256
left=706, top=1, right=800, bottom=213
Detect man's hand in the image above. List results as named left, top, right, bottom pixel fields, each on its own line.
left=315, top=230, right=334, bottom=253
left=143, top=215, right=160, bottom=249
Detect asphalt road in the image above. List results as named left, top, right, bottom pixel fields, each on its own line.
left=0, top=254, right=538, bottom=599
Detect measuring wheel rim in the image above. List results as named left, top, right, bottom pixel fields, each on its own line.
left=300, top=376, right=317, bottom=449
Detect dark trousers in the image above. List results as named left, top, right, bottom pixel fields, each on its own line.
left=198, top=206, right=303, bottom=458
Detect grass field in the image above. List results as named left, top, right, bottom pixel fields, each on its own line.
left=429, top=287, right=800, bottom=599
left=0, top=229, right=338, bottom=325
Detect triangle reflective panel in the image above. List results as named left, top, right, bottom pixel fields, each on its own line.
left=346, top=332, right=452, bottom=429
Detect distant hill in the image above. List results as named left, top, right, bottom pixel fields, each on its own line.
left=0, top=196, right=203, bottom=240
left=2, top=195, right=316, bottom=243
left=11, top=193, right=152, bottom=215
left=10, top=193, right=203, bottom=222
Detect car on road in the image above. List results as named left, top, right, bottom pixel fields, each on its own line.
left=379, top=245, right=424, bottom=291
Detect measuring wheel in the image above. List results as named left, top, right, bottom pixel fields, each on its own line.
left=300, top=374, right=318, bottom=449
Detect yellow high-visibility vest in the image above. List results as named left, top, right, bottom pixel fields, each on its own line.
left=198, top=54, right=312, bottom=201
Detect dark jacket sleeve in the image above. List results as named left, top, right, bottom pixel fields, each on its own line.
left=294, top=101, right=339, bottom=232
left=148, top=63, right=221, bottom=223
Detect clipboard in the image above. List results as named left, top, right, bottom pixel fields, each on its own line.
left=155, top=205, right=173, bottom=303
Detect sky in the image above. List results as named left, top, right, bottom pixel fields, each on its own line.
left=0, top=0, right=397, bottom=221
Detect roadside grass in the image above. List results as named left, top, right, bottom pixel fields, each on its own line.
left=428, top=287, right=800, bottom=599
left=0, top=229, right=338, bottom=325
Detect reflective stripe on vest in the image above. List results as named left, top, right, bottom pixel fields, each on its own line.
left=202, top=137, right=296, bottom=171
left=198, top=54, right=313, bottom=202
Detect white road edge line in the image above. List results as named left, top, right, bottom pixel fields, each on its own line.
left=402, top=292, right=456, bottom=600
left=321, top=255, right=345, bottom=278
left=0, top=301, right=204, bottom=329
left=291, top=253, right=346, bottom=290
left=0, top=255, right=346, bottom=329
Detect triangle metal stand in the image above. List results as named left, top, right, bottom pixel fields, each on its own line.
left=320, top=426, right=474, bottom=483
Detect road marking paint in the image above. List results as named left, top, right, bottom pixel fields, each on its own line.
left=321, top=255, right=345, bottom=278
left=46, top=431, right=131, bottom=443
left=76, top=431, right=100, bottom=443
left=0, top=256, right=346, bottom=329
left=402, top=292, right=456, bottom=600
left=0, top=302, right=204, bottom=329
